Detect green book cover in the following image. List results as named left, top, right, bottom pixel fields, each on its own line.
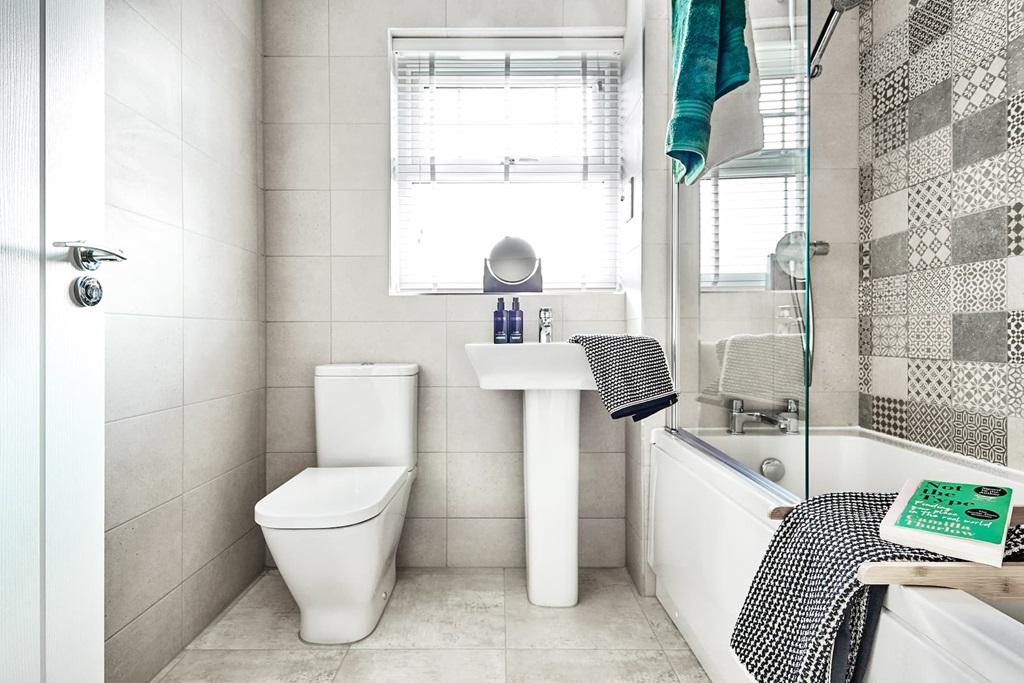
left=895, top=481, right=1013, bottom=545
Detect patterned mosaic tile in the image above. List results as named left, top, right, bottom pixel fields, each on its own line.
left=952, top=0, right=1008, bottom=73
left=951, top=50, right=1007, bottom=121
left=1005, top=148, right=1024, bottom=197
left=1009, top=92, right=1024, bottom=150
left=951, top=409, right=1008, bottom=463
left=872, top=315, right=909, bottom=356
left=872, top=23, right=911, bottom=81
left=859, top=125, right=875, bottom=167
left=860, top=2, right=873, bottom=50
left=859, top=203, right=873, bottom=242
left=872, top=274, right=908, bottom=315
left=873, top=396, right=908, bottom=438
left=1009, top=201, right=1024, bottom=255
left=872, top=145, right=909, bottom=197
left=911, top=0, right=953, bottom=54
left=908, top=126, right=952, bottom=184
left=859, top=281, right=873, bottom=316
left=1009, top=310, right=1024, bottom=363
left=908, top=267, right=953, bottom=313
left=873, top=63, right=910, bottom=119
left=873, top=109, right=909, bottom=158
left=911, top=34, right=953, bottom=98
left=951, top=258, right=1007, bottom=311
left=908, top=175, right=953, bottom=227
left=1005, top=364, right=1024, bottom=415
left=860, top=242, right=871, bottom=281
left=951, top=361, right=1008, bottom=414
left=908, top=314, right=954, bottom=358
left=908, top=358, right=954, bottom=403
left=859, top=355, right=873, bottom=393
left=907, top=400, right=955, bottom=450
left=1011, top=0, right=1024, bottom=41
left=953, top=152, right=1007, bottom=216
left=860, top=164, right=874, bottom=205
left=860, top=317, right=873, bottom=355
left=908, top=222, right=953, bottom=269
left=953, top=0, right=987, bottom=24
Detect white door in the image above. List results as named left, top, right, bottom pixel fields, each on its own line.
left=1, top=1, right=106, bottom=680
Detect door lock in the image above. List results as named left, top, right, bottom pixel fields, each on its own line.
left=53, top=240, right=127, bottom=271
left=71, top=276, right=103, bottom=307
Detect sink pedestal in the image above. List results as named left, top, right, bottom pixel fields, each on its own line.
left=523, top=389, right=580, bottom=607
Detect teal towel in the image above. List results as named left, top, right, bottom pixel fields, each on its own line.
left=665, top=0, right=751, bottom=185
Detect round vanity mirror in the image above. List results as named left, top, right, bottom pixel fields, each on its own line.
left=487, top=236, right=540, bottom=284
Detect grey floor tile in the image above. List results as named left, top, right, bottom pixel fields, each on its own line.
left=664, top=648, right=711, bottom=683
left=505, top=568, right=661, bottom=650
left=159, top=649, right=344, bottom=682
left=189, top=574, right=341, bottom=651
left=506, top=649, right=679, bottom=683
left=350, top=569, right=505, bottom=649
left=334, top=649, right=505, bottom=682
left=637, top=597, right=690, bottom=650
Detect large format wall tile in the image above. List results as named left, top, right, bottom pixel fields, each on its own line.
left=106, top=408, right=184, bottom=530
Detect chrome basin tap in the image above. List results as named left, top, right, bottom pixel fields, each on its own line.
left=539, top=307, right=553, bottom=343
left=728, top=398, right=800, bottom=435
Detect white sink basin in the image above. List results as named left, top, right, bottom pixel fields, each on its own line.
left=465, top=341, right=600, bottom=608
left=464, top=342, right=597, bottom=390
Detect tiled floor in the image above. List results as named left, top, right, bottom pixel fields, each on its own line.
left=153, top=568, right=710, bottom=682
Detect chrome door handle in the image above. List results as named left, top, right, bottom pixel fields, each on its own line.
left=53, top=240, right=127, bottom=270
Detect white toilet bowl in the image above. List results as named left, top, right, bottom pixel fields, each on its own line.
left=256, top=465, right=416, bottom=644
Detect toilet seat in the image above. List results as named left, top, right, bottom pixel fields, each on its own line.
left=255, top=466, right=409, bottom=530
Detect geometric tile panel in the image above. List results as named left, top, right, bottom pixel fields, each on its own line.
left=860, top=317, right=873, bottom=356
left=873, top=396, right=908, bottom=438
left=907, top=314, right=954, bottom=358
left=907, top=400, right=955, bottom=451
left=910, top=0, right=952, bottom=56
left=908, top=222, right=953, bottom=269
left=908, top=358, right=953, bottom=403
left=1009, top=310, right=1024, bottom=363
left=860, top=242, right=871, bottom=281
left=951, top=258, right=1007, bottom=312
left=909, top=126, right=952, bottom=184
left=859, top=203, right=873, bottom=242
left=874, top=63, right=909, bottom=119
left=908, top=267, right=952, bottom=314
left=951, top=50, right=1007, bottom=120
left=860, top=164, right=874, bottom=205
left=1006, top=364, right=1024, bottom=416
left=872, top=274, right=908, bottom=315
left=1009, top=92, right=1024, bottom=149
left=872, top=24, right=910, bottom=81
left=951, top=0, right=1007, bottom=74
left=951, top=409, right=1008, bottom=464
left=874, top=110, right=909, bottom=160
left=951, top=361, right=1007, bottom=415
left=1012, top=0, right=1024, bottom=42
left=908, top=175, right=952, bottom=228
left=872, top=315, right=909, bottom=356
left=860, top=355, right=872, bottom=393
left=953, top=152, right=1007, bottom=217
left=911, top=33, right=953, bottom=98
left=859, top=281, right=873, bottom=316
left=1009, top=201, right=1024, bottom=255
left=873, top=145, right=910, bottom=198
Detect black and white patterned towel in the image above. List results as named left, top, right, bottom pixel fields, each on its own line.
left=731, top=492, right=1024, bottom=683
left=568, top=334, right=677, bottom=422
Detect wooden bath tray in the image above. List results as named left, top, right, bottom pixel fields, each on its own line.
left=768, top=505, right=1024, bottom=599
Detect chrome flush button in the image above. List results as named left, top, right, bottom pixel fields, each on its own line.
left=71, top=276, right=103, bottom=307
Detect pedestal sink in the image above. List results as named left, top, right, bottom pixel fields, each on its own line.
left=465, top=343, right=597, bottom=607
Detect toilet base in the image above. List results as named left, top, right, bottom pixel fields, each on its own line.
left=299, top=560, right=396, bottom=644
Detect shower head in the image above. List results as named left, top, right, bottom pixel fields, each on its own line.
left=773, top=231, right=831, bottom=280
left=809, top=0, right=862, bottom=78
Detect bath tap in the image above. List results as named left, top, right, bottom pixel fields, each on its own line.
left=728, top=398, right=800, bottom=435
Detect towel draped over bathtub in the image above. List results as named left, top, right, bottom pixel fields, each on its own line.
left=568, top=334, right=678, bottom=421
left=716, top=333, right=805, bottom=404
left=731, top=492, right=1024, bottom=683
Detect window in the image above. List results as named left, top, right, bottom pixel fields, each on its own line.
left=391, top=38, right=622, bottom=293
left=699, top=31, right=808, bottom=290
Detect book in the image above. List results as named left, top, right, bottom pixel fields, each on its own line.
left=880, top=479, right=1014, bottom=568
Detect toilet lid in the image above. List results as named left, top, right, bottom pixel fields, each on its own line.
left=255, top=466, right=410, bottom=529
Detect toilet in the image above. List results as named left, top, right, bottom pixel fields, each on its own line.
left=255, top=362, right=418, bottom=644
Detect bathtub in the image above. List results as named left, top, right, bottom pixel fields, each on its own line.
left=650, top=426, right=1024, bottom=683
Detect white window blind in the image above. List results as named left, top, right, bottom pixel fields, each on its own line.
left=699, top=34, right=808, bottom=289
left=391, top=39, right=622, bottom=293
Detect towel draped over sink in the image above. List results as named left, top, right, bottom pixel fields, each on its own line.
left=568, top=334, right=677, bottom=422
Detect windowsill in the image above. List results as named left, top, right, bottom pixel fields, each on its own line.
left=390, top=288, right=625, bottom=297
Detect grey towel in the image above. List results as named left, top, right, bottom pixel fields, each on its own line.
left=731, top=492, right=1024, bottom=683
left=568, top=334, right=677, bottom=421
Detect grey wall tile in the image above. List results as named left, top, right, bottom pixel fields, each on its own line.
left=908, top=79, right=951, bottom=141
left=952, top=206, right=1008, bottom=264
left=263, top=57, right=329, bottom=123
left=184, top=390, right=265, bottom=490
left=870, top=231, right=909, bottom=277
left=397, top=518, right=447, bottom=567
left=952, top=311, right=1009, bottom=361
left=579, top=452, right=626, bottom=518
left=266, top=322, right=331, bottom=387
left=447, top=519, right=526, bottom=567
left=106, top=409, right=184, bottom=530
left=265, top=190, right=331, bottom=256
left=182, top=458, right=262, bottom=575
left=408, top=452, right=446, bottom=518
left=181, top=527, right=264, bottom=642
left=183, top=319, right=262, bottom=403
left=952, top=101, right=1007, bottom=169
left=266, top=452, right=316, bottom=492
left=106, top=315, right=184, bottom=421
left=266, top=387, right=315, bottom=452
left=105, top=498, right=183, bottom=638
left=264, top=0, right=328, bottom=56
left=579, top=518, right=626, bottom=567
left=104, top=206, right=184, bottom=317
left=447, top=452, right=525, bottom=518
left=182, top=146, right=260, bottom=251
left=104, top=588, right=183, bottom=683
